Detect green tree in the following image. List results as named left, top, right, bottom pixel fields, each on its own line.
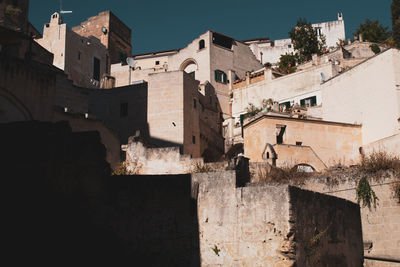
left=392, top=0, right=400, bottom=47
left=289, top=18, right=326, bottom=63
left=278, top=53, right=297, bottom=73
left=354, top=19, right=391, bottom=43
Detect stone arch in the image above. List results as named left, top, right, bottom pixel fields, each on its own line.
left=0, top=87, right=33, bottom=123
left=179, top=58, right=198, bottom=75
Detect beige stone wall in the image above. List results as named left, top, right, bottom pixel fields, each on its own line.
left=193, top=172, right=363, bottom=266
left=301, top=173, right=400, bottom=265
left=72, top=11, right=132, bottom=64
left=124, top=140, right=203, bottom=174
left=146, top=70, right=185, bottom=146
left=271, top=144, right=327, bottom=171
left=243, top=115, right=362, bottom=168
left=321, top=49, right=400, bottom=146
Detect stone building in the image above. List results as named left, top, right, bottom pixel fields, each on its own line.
left=230, top=42, right=388, bottom=145
left=243, top=112, right=362, bottom=170
left=245, top=13, right=346, bottom=65
left=111, top=30, right=263, bottom=122
left=72, top=10, right=132, bottom=64
left=87, top=71, right=224, bottom=161
left=36, top=13, right=109, bottom=88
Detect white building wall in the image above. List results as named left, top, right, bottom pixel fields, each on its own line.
left=249, top=14, right=345, bottom=64
left=321, top=49, right=400, bottom=146
left=232, top=62, right=334, bottom=120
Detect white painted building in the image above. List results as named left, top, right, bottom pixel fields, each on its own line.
left=245, top=13, right=346, bottom=64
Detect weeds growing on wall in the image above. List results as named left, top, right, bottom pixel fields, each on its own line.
left=111, top=162, right=133, bottom=176
left=191, top=162, right=214, bottom=173
left=359, top=151, right=400, bottom=174
left=356, top=176, right=379, bottom=209
left=305, top=224, right=331, bottom=265
left=252, top=164, right=312, bottom=185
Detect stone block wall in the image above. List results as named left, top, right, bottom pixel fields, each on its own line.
left=193, top=172, right=363, bottom=266
left=124, top=139, right=203, bottom=174
left=300, top=172, right=400, bottom=266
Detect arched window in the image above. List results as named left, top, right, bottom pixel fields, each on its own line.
left=199, top=39, right=205, bottom=50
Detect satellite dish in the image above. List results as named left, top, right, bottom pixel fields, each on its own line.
left=126, top=57, right=136, bottom=68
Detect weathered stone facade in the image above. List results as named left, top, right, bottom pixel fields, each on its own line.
left=36, top=13, right=109, bottom=88
left=243, top=113, right=362, bottom=169
left=72, top=11, right=132, bottom=65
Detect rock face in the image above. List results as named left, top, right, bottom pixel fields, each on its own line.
left=2, top=121, right=363, bottom=266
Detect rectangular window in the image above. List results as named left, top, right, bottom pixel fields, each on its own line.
left=279, top=101, right=291, bottom=112
left=300, top=96, right=317, bottom=107
left=118, top=51, right=127, bottom=64
left=155, top=60, right=160, bottom=65
left=93, top=57, right=100, bottom=81
left=78, top=51, right=81, bottom=60
left=192, top=136, right=196, bottom=144
left=214, top=70, right=227, bottom=83
left=296, top=141, right=302, bottom=146
left=276, top=125, right=286, bottom=144
left=193, top=98, right=197, bottom=109
left=120, top=103, right=128, bottom=117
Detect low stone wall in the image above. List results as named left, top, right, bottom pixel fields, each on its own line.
left=299, top=171, right=400, bottom=266
left=193, top=172, right=363, bottom=266
left=124, top=140, right=203, bottom=174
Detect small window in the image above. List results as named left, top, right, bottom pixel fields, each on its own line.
left=93, top=57, right=100, bottom=81
left=192, top=136, right=196, bottom=144
left=288, top=44, right=292, bottom=48
left=78, top=51, right=81, bottom=60
left=300, top=96, right=317, bottom=107
left=315, top=28, right=322, bottom=36
left=279, top=101, right=291, bottom=112
left=193, top=98, right=197, bottom=109
left=120, top=103, right=128, bottom=117
left=199, top=39, right=205, bottom=50
left=209, top=96, right=212, bottom=104
left=296, top=142, right=302, bottom=146
left=118, top=50, right=127, bottom=64
left=214, top=70, right=227, bottom=83
left=266, top=152, right=270, bottom=159
left=155, top=60, right=160, bottom=65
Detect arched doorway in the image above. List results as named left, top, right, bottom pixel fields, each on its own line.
left=179, top=58, right=198, bottom=79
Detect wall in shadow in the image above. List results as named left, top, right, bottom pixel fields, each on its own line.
left=1, top=121, right=200, bottom=267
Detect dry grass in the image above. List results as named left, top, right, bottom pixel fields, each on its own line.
left=191, top=162, right=214, bottom=173
left=252, top=164, right=312, bottom=185
left=111, top=162, right=133, bottom=176
left=359, top=151, right=400, bottom=173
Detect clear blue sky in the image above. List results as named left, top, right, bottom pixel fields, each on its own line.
left=29, top=0, right=393, bottom=55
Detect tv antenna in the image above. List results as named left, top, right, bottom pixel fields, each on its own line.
left=59, top=0, right=72, bottom=14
